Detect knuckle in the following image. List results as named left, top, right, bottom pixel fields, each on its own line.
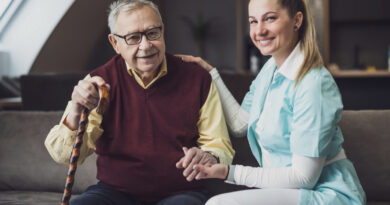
left=189, top=147, right=196, bottom=152
left=85, top=83, right=94, bottom=91
left=81, top=99, right=88, bottom=106
left=94, top=78, right=104, bottom=85
left=73, top=85, right=80, bottom=94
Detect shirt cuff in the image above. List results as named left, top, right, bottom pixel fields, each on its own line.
left=224, top=165, right=236, bottom=184
left=58, top=123, right=78, bottom=146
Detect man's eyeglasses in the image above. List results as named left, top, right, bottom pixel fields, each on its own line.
left=114, top=27, right=162, bottom=45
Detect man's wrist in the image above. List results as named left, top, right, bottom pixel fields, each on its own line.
left=64, top=107, right=82, bottom=130
left=224, top=165, right=229, bottom=180
left=206, top=151, right=220, bottom=163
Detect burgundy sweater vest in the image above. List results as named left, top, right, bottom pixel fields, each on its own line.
left=90, top=54, right=211, bottom=202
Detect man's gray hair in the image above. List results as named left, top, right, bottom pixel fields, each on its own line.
left=108, top=0, right=162, bottom=33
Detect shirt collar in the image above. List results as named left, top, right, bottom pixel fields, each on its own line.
left=125, top=56, right=168, bottom=89
left=274, top=42, right=304, bottom=81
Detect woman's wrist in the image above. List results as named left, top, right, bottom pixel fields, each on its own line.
left=223, top=165, right=229, bottom=180
left=200, top=59, right=214, bottom=71
left=224, top=165, right=236, bottom=183
left=206, top=66, right=214, bottom=72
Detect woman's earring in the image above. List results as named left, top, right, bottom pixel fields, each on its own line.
left=294, top=26, right=298, bottom=31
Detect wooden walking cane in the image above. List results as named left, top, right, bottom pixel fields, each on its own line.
left=60, top=85, right=109, bottom=205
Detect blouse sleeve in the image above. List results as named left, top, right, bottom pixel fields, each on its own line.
left=227, top=154, right=326, bottom=189
left=290, top=70, right=343, bottom=157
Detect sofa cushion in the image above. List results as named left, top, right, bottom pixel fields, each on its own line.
left=0, top=111, right=97, bottom=194
left=339, top=110, right=390, bottom=202
left=0, top=191, right=78, bottom=205
left=366, top=202, right=390, bottom=205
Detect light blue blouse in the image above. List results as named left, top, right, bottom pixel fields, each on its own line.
left=240, top=47, right=365, bottom=204
left=242, top=58, right=343, bottom=167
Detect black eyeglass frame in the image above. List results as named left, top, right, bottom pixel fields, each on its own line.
left=113, top=26, right=163, bottom=45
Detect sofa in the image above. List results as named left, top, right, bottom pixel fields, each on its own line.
left=1, top=110, right=389, bottom=204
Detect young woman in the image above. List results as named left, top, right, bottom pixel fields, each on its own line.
left=177, top=0, right=365, bottom=204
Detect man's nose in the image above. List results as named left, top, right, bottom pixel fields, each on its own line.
left=138, top=35, right=152, bottom=49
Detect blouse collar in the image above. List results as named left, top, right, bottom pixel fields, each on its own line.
left=275, top=42, right=304, bottom=81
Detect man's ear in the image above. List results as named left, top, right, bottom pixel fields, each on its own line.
left=108, top=34, right=120, bottom=54
left=161, top=22, right=165, bottom=33
left=294, top=11, right=303, bottom=30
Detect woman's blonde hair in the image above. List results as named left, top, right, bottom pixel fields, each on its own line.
left=278, top=0, right=323, bottom=83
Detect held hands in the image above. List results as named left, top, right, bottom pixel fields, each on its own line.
left=176, top=147, right=218, bottom=181
left=175, top=54, right=214, bottom=72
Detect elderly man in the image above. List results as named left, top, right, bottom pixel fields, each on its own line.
left=45, top=0, right=234, bottom=204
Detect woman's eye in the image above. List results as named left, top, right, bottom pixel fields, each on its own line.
left=249, top=20, right=258, bottom=24
left=265, top=16, right=276, bottom=21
